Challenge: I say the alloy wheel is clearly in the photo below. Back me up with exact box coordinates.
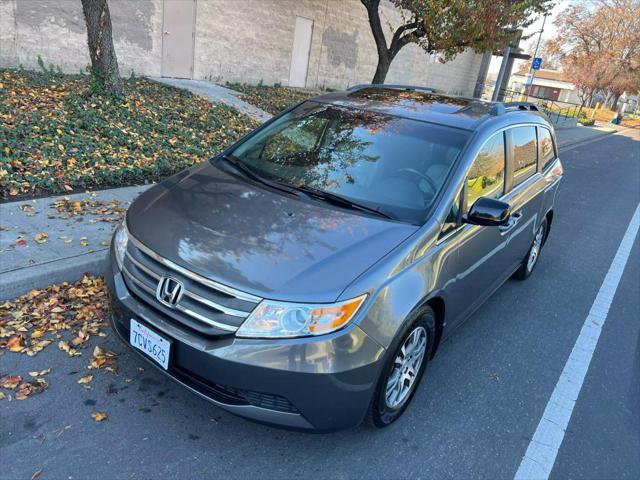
[527,224,545,272]
[385,326,428,409]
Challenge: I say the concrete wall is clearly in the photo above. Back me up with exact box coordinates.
[1,0,484,96]
[194,0,483,94]
[0,0,163,77]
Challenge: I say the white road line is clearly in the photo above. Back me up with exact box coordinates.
[514,203,640,480]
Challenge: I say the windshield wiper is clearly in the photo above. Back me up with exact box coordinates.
[219,156,393,220]
[218,155,301,197]
[291,184,394,220]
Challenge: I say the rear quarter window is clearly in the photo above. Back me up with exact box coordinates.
[538,127,556,171]
[510,126,538,187]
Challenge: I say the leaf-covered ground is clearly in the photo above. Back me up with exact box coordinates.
[0,69,259,200]
[226,83,322,115]
[0,275,113,402]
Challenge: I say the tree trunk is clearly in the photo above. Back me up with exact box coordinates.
[81,0,122,96]
[361,0,409,84]
[372,56,391,84]
[611,92,622,111]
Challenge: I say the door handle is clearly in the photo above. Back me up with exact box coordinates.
[499,211,522,233]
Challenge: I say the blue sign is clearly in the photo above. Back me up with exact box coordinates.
[532,57,543,70]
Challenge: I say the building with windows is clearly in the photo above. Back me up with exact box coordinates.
[509,68,581,104]
[0,0,486,95]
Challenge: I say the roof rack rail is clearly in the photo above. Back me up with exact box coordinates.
[490,102,540,115]
[347,83,440,94]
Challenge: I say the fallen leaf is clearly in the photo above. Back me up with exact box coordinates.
[0,375,22,389]
[55,425,71,437]
[58,340,81,357]
[7,335,23,352]
[31,329,45,339]
[34,233,49,244]
[31,468,43,480]
[91,411,108,422]
[77,374,93,384]
[15,378,48,400]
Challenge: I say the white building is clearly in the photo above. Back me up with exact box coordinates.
[0,0,485,95]
[509,69,582,104]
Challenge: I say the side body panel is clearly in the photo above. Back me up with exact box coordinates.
[348,114,560,351]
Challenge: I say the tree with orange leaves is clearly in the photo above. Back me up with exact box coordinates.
[546,0,640,108]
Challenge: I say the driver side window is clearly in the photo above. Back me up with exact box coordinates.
[466,132,505,211]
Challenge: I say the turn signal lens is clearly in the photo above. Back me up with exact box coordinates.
[236,294,367,338]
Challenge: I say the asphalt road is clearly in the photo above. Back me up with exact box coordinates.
[2,128,639,480]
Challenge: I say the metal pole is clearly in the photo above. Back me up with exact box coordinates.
[525,13,548,101]
[492,45,511,102]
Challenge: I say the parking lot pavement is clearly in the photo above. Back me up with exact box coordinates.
[1,128,638,479]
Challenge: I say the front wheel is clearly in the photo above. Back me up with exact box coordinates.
[367,307,435,428]
[514,219,547,280]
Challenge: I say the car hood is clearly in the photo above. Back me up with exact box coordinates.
[126,161,418,302]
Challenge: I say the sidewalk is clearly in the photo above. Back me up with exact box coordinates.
[555,122,620,148]
[149,77,273,123]
[0,114,626,300]
[0,185,148,299]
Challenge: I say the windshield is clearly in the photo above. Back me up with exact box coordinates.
[230,102,470,224]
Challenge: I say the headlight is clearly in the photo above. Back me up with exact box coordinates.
[236,294,367,338]
[113,220,129,269]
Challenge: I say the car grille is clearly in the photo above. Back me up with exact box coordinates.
[120,232,262,336]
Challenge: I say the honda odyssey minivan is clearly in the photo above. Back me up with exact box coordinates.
[106,86,563,431]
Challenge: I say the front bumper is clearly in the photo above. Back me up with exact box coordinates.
[105,250,386,431]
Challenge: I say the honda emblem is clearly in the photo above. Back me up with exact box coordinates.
[156,276,184,307]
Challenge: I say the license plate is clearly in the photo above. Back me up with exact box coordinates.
[130,319,170,370]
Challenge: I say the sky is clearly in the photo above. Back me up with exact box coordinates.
[487,0,574,75]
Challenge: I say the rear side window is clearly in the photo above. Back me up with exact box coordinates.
[538,127,556,171]
[466,132,505,210]
[510,127,538,187]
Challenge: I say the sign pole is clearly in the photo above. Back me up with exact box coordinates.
[525,12,548,102]
[492,45,512,102]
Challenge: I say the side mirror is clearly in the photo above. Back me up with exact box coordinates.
[465,197,511,226]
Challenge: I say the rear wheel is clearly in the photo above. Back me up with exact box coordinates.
[367,307,435,428]
[514,219,547,280]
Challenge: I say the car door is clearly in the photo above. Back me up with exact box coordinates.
[500,126,546,270]
[445,131,515,326]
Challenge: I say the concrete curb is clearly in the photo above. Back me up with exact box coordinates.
[0,250,107,300]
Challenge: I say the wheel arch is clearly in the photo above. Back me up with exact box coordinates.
[425,296,445,359]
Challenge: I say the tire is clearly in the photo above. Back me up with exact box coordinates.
[367,306,435,428]
[514,219,548,281]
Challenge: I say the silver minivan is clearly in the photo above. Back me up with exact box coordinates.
[106,86,563,431]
